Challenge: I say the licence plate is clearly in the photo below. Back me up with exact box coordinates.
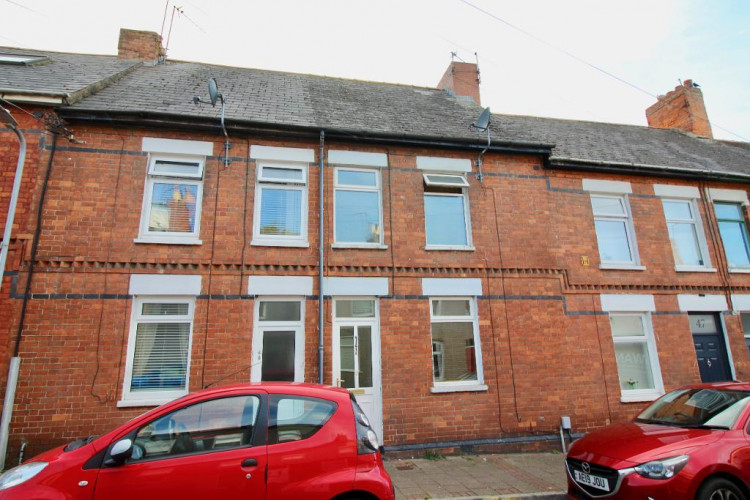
[574,470,609,492]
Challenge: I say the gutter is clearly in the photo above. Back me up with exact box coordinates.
[57,110,555,156]
[549,156,750,183]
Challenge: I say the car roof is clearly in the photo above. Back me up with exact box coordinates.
[192,382,352,400]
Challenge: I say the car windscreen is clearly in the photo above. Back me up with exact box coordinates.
[635,388,750,429]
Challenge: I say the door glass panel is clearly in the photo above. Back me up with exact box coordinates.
[339,326,355,388]
[358,326,373,388]
[336,300,375,318]
[262,331,295,381]
[258,302,301,322]
[689,314,717,334]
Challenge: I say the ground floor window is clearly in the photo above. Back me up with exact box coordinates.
[123,297,195,404]
[608,313,663,401]
[429,298,483,389]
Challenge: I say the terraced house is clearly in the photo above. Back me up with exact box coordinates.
[0,28,749,463]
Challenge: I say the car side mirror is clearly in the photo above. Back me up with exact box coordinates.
[104,438,134,467]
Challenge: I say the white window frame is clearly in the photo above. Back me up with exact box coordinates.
[608,312,664,403]
[423,174,473,251]
[432,341,445,381]
[120,296,195,407]
[428,297,485,392]
[715,201,750,272]
[251,298,305,383]
[333,167,384,247]
[659,196,713,272]
[136,153,205,245]
[590,193,642,269]
[252,161,309,247]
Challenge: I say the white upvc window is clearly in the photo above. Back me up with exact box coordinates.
[429,297,484,391]
[608,313,664,402]
[121,297,195,406]
[741,313,750,357]
[252,162,308,247]
[333,168,383,246]
[660,198,712,271]
[716,202,750,271]
[251,298,305,382]
[423,174,473,250]
[137,155,205,244]
[590,194,640,268]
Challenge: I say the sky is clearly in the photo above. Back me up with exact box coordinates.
[2,0,749,141]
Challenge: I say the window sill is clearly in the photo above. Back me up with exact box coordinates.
[599,264,646,271]
[117,396,183,408]
[729,268,750,274]
[430,384,488,394]
[424,245,476,252]
[251,239,309,248]
[332,243,388,250]
[619,392,662,403]
[675,266,717,273]
[134,237,202,245]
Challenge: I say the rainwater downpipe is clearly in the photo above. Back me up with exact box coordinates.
[318,130,325,384]
[0,113,28,471]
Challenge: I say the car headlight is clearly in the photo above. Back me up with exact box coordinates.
[634,455,689,480]
[0,462,48,490]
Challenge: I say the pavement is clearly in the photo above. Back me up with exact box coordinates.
[384,452,568,500]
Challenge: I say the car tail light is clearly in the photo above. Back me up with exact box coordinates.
[351,397,379,454]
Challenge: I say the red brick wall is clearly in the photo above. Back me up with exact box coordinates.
[1,121,749,461]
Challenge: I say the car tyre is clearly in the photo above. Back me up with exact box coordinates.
[696,477,746,500]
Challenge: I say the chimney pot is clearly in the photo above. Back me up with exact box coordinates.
[437,61,481,105]
[646,77,713,138]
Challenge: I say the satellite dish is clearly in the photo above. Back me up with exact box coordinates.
[472,107,491,131]
[208,77,222,107]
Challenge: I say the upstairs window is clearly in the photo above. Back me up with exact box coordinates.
[138,155,204,244]
[661,199,711,270]
[334,168,383,246]
[715,202,750,270]
[423,174,472,249]
[590,194,638,267]
[253,163,308,246]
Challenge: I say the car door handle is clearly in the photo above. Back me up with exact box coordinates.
[241,458,258,467]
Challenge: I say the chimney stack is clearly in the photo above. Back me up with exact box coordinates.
[437,61,481,105]
[646,79,713,138]
[117,29,165,62]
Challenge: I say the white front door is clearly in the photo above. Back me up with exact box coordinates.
[251,298,304,382]
[332,299,383,443]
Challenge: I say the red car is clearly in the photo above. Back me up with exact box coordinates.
[566,382,750,499]
[0,383,394,500]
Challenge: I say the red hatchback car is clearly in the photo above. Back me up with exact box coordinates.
[0,383,394,500]
[566,382,750,500]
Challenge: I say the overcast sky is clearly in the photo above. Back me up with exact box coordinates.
[3,0,748,141]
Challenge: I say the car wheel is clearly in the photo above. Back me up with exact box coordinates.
[696,477,747,500]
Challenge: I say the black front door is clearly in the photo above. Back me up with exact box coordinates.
[689,313,732,382]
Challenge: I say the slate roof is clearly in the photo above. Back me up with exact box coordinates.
[2,48,749,180]
[0,47,138,103]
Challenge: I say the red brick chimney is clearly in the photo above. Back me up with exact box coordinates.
[117,29,165,62]
[646,79,713,138]
[437,61,481,105]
